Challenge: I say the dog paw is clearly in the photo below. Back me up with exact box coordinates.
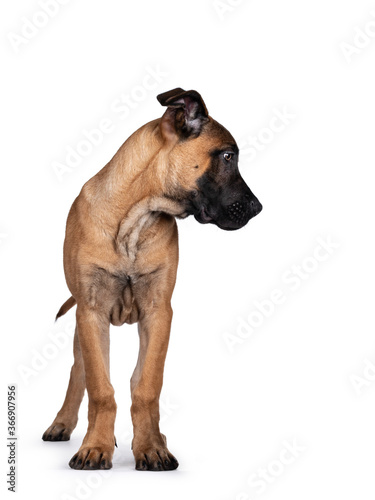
[69,446,113,470]
[42,423,72,441]
[134,445,179,471]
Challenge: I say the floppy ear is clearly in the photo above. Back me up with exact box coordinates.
[157,88,209,140]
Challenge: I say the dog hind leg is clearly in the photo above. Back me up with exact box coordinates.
[42,326,85,441]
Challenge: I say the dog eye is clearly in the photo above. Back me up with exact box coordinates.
[223,152,233,161]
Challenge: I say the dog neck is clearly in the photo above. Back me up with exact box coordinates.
[82,120,187,261]
[110,121,188,260]
[115,195,188,261]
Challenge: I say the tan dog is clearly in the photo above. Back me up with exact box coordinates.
[42,88,262,471]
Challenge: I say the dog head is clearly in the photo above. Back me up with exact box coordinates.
[157,88,262,231]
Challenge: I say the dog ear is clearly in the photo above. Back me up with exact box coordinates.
[157,88,209,140]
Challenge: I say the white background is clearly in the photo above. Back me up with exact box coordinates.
[2,0,375,498]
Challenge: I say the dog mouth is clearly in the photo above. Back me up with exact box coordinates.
[194,206,214,224]
[193,203,261,231]
[191,196,262,230]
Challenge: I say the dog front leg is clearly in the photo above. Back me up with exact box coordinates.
[69,306,116,470]
[130,302,179,471]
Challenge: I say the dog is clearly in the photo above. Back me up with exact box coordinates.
[42,88,262,471]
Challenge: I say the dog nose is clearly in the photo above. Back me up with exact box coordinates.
[226,201,249,225]
[250,199,262,216]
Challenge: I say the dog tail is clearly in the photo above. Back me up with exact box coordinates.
[55,296,76,321]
